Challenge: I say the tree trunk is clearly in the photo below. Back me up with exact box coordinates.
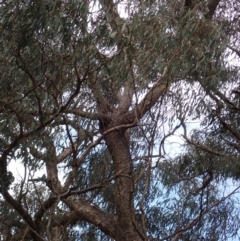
[104,130,144,241]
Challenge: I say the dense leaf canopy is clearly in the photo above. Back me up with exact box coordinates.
[0,0,240,240]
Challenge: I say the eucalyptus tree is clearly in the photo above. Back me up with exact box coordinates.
[0,0,239,240]
[157,80,240,240]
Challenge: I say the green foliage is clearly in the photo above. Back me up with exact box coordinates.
[0,0,240,240]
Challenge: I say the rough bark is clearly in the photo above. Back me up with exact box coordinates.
[104,130,144,241]
[63,197,118,239]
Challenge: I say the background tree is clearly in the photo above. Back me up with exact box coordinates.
[0,0,240,240]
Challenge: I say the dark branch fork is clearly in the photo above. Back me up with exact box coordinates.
[0,0,225,240]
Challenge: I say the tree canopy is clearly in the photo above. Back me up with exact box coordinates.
[0,0,240,240]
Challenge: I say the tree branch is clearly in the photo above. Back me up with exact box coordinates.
[228,45,240,58]
[63,197,117,239]
[63,122,136,189]
[2,191,44,241]
[122,67,169,125]
[205,0,221,19]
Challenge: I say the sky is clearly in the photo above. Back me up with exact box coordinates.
[4,1,240,240]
